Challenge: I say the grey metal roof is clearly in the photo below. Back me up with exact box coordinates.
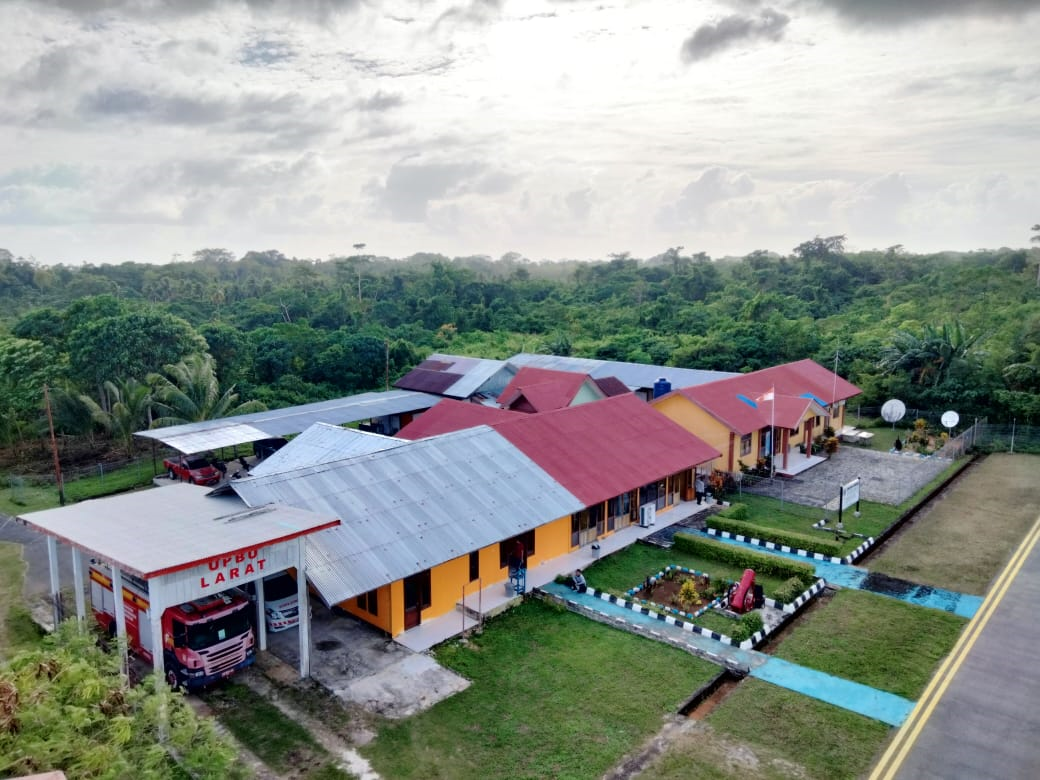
[249,423,406,478]
[507,353,738,391]
[135,390,441,453]
[438,356,509,398]
[19,484,339,579]
[229,425,584,606]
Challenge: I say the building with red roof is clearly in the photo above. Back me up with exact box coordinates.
[400,394,720,543]
[496,366,606,413]
[652,359,861,475]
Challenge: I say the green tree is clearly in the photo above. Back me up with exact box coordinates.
[0,621,248,779]
[0,336,66,445]
[150,353,266,426]
[68,310,207,405]
[877,321,982,388]
[79,378,154,457]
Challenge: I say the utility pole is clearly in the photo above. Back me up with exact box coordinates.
[44,385,65,506]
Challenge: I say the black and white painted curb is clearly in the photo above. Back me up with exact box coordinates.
[537,576,826,651]
[706,527,875,565]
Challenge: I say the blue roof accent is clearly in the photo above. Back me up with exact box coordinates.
[800,392,828,407]
[736,394,759,409]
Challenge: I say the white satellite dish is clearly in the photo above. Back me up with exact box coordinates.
[941,410,960,430]
[881,399,906,424]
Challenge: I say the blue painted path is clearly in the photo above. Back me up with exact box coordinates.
[697,531,983,618]
[540,581,766,671]
[751,657,915,727]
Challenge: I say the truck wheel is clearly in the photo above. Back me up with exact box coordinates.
[166,670,181,691]
[168,468,176,480]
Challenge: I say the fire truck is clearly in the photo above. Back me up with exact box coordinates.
[89,565,256,690]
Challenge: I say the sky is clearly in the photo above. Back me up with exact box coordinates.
[2,0,1039,266]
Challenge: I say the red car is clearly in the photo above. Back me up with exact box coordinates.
[163,454,222,486]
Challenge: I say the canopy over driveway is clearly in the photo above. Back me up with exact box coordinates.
[18,484,339,682]
[134,389,441,454]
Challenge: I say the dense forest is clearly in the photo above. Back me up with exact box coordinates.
[1,239,1039,455]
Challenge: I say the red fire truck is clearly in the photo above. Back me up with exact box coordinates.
[89,565,256,690]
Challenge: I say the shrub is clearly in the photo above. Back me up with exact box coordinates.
[771,576,809,604]
[672,532,816,587]
[707,517,844,558]
[730,611,764,643]
[677,579,700,611]
[718,502,749,520]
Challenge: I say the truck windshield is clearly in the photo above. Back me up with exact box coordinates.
[185,610,251,650]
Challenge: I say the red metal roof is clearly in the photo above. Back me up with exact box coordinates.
[497,366,593,412]
[491,394,721,506]
[397,394,720,506]
[593,376,632,397]
[396,399,520,439]
[663,359,859,435]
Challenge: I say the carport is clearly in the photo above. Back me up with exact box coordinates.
[18,483,339,682]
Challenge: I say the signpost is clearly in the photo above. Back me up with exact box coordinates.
[838,477,861,529]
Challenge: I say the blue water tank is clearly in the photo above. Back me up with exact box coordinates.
[653,377,672,399]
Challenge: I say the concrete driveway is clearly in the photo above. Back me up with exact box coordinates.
[740,447,953,508]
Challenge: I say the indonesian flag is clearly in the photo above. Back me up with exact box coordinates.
[759,387,775,402]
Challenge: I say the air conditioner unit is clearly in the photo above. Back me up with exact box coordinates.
[639,504,656,528]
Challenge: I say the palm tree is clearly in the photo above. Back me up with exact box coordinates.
[79,378,154,457]
[878,321,981,387]
[149,353,266,427]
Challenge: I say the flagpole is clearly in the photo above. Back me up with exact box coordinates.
[770,385,775,479]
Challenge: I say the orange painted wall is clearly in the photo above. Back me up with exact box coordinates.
[652,395,727,468]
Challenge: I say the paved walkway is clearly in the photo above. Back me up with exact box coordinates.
[394,497,719,652]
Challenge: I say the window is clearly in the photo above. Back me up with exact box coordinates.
[740,433,752,456]
[469,551,479,582]
[356,590,379,616]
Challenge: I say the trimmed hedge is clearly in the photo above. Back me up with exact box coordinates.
[673,532,816,587]
[772,576,809,605]
[717,502,749,520]
[708,516,844,558]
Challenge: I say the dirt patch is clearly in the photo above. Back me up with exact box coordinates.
[633,572,720,615]
[686,676,741,720]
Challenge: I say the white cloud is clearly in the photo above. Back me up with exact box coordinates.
[1,0,1038,264]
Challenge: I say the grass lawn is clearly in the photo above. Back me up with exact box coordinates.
[363,599,720,780]
[0,542,45,662]
[869,453,1040,595]
[203,682,352,779]
[724,494,896,551]
[771,589,966,699]
[585,542,791,597]
[700,679,890,780]
[0,460,157,515]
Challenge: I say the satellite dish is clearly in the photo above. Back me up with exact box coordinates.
[881,399,906,423]
[941,410,960,430]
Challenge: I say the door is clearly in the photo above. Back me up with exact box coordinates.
[403,570,431,630]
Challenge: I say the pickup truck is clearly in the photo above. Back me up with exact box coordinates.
[163,454,222,486]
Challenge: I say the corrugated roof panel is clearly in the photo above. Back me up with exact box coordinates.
[229,426,584,605]
[19,484,338,578]
[670,360,859,435]
[508,353,738,391]
[135,390,441,451]
[249,423,406,477]
[153,423,273,454]
[490,394,722,506]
